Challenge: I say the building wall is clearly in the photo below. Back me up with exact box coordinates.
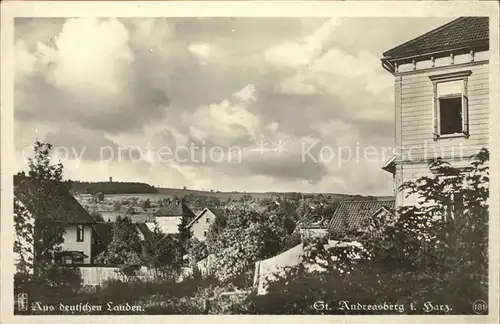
[156,216,181,234]
[100,211,122,222]
[394,50,489,206]
[190,209,216,241]
[62,225,93,264]
[13,200,94,267]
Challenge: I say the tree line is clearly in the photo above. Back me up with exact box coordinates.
[68,181,158,195]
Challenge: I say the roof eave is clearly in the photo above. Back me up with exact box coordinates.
[381,155,396,174]
[383,42,489,64]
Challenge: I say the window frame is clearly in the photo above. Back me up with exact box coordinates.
[429,70,472,141]
[76,224,85,242]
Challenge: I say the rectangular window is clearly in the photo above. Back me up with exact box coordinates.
[430,71,471,140]
[204,230,207,237]
[206,217,210,223]
[76,224,84,242]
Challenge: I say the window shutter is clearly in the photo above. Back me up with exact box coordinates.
[462,78,469,136]
[432,82,440,139]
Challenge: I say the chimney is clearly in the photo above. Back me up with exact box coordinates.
[109,177,113,183]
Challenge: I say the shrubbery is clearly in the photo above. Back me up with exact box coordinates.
[238,149,490,315]
[14,263,84,313]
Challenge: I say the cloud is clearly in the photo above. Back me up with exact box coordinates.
[47,18,132,94]
[308,48,393,97]
[14,40,37,82]
[264,18,343,70]
[233,84,257,102]
[275,74,317,95]
[15,18,171,133]
[187,42,219,64]
[15,17,445,195]
[184,84,265,147]
[264,18,393,112]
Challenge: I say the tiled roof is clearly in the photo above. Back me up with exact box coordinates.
[155,199,196,221]
[14,176,95,224]
[327,199,395,235]
[208,207,225,219]
[187,207,226,228]
[55,250,88,258]
[383,17,489,59]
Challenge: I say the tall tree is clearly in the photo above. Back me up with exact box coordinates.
[95,216,142,265]
[142,222,182,280]
[14,141,68,275]
[177,203,193,259]
[14,196,34,275]
[209,205,282,285]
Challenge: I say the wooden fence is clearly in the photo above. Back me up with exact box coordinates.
[78,266,193,286]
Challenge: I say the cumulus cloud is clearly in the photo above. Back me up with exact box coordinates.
[264,18,343,70]
[15,18,171,133]
[14,17,445,195]
[265,18,393,115]
[184,84,265,147]
[188,42,219,65]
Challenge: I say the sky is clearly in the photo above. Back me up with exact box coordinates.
[14,17,453,195]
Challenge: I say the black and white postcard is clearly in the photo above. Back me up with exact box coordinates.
[1,1,499,323]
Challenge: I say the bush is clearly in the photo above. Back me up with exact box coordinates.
[281,231,302,252]
[14,263,84,313]
[243,149,490,315]
[187,238,208,264]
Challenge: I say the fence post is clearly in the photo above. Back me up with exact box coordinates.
[203,298,210,314]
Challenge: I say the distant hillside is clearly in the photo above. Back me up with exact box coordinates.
[68,181,158,195]
[64,180,391,201]
[156,187,388,202]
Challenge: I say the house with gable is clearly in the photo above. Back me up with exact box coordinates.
[380,17,490,207]
[153,199,197,235]
[186,207,225,241]
[14,175,107,265]
[327,198,396,238]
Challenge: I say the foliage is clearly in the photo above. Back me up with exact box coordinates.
[113,200,122,211]
[94,192,105,203]
[90,210,104,221]
[141,224,183,279]
[29,142,67,267]
[280,231,302,252]
[183,193,221,209]
[35,263,83,293]
[126,206,138,215]
[14,141,69,276]
[177,204,193,259]
[239,194,253,203]
[249,149,489,314]
[15,263,83,302]
[205,211,228,254]
[141,198,151,209]
[187,238,209,265]
[95,216,142,266]
[14,196,34,275]
[209,205,283,285]
[68,180,158,194]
